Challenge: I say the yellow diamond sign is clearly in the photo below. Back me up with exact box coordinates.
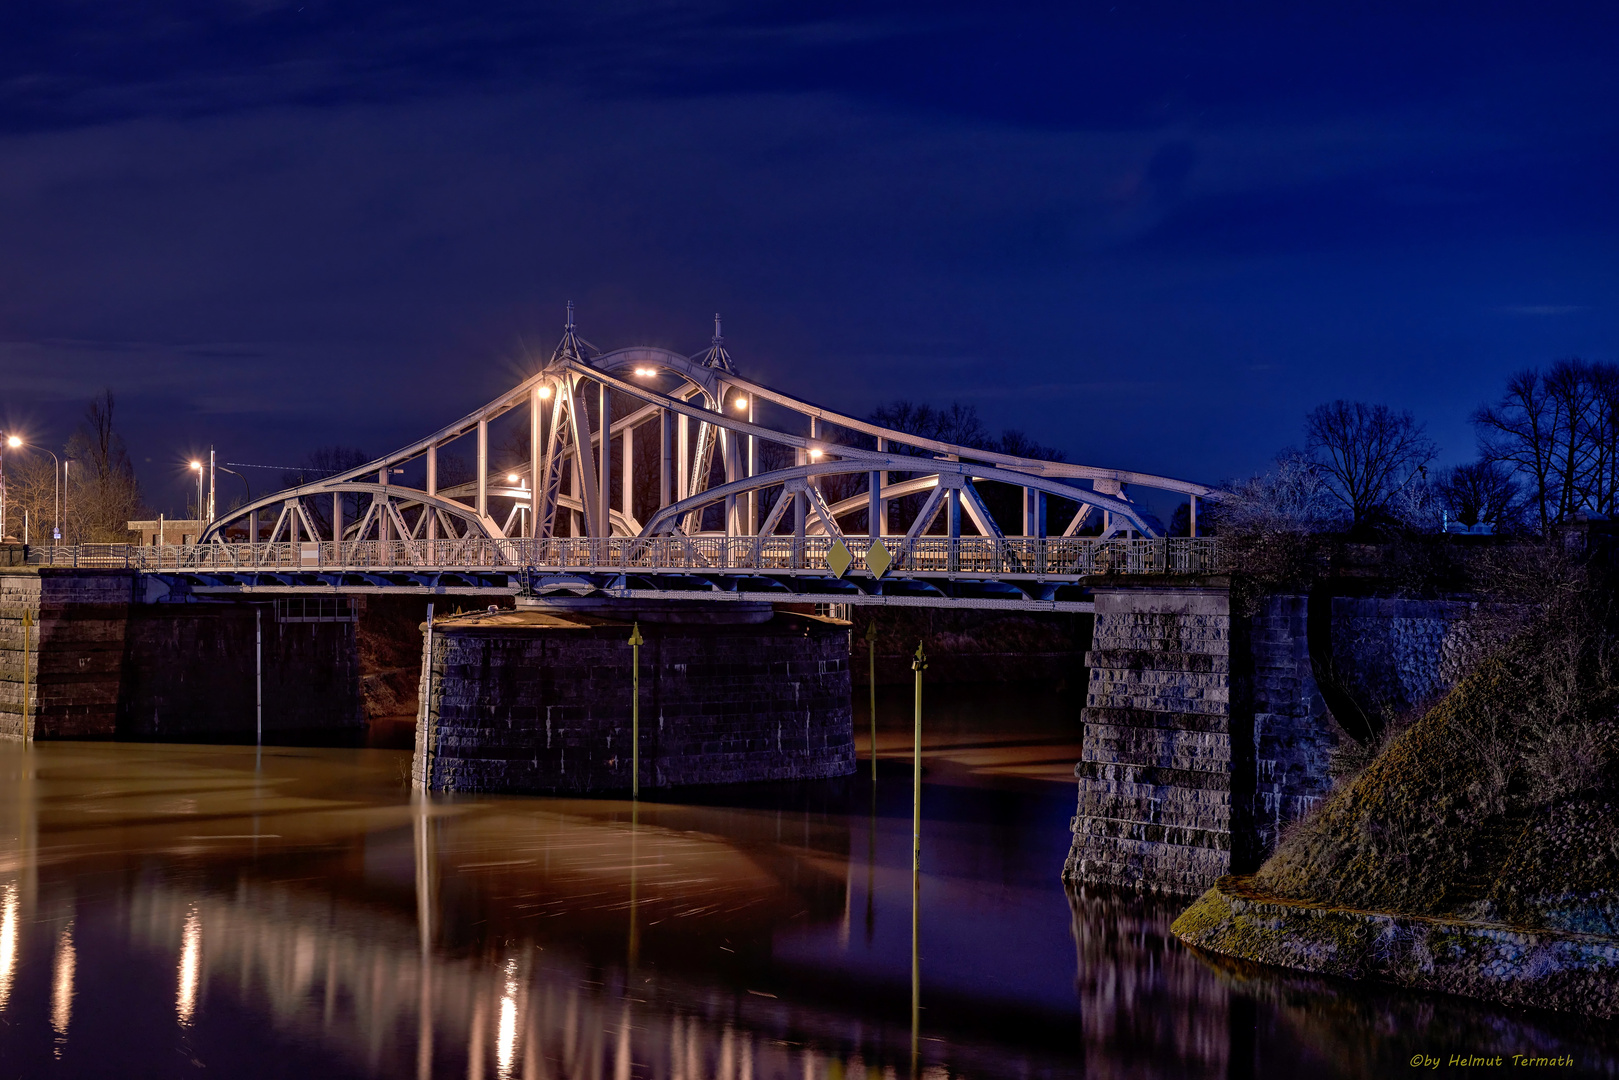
[866,538,892,579]
[827,539,853,579]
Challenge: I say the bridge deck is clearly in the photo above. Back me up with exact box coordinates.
[24,537,1222,612]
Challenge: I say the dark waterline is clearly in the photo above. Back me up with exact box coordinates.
[0,691,1615,1078]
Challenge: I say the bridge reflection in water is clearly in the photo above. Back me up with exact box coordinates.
[1,723,1617,1078]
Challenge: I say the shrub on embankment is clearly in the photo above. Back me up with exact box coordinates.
[1249,541,1619,934]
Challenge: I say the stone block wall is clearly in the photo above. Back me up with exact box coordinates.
[0,568,134,739]
[1328,597,1490,724]
[1066,587,1352,896]
[1065,585,1236,895]
[1250,594,1348,860]
[118,604,363,740]
[415,608,855,794]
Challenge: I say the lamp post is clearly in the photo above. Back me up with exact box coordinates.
[6,436,63,543]
[190,460,204,525]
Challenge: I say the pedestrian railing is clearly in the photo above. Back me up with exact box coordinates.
[24,536,1222,577]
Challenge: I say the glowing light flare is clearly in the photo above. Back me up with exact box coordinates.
[809,449,824,460]
[0,882,17,1012]
[537,386,553,400]
[177,906,201,1026]
[189,461,202,471]
[51,922,74,1053]
[733,397,748,411]
[496,959,519,1080]
[4,436,19,448]
[506,474,520,484]
[633,367,659,377]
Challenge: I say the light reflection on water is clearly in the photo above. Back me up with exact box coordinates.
[0,692,1613,1078]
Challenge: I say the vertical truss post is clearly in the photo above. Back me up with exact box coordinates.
[876,437,889,535]
[426,445,438,541]
[476,419,489,519]
[947,486,961,572]
[745,396,757,536]
[598,380,612,537]
[1190,494,1198,538]
[793,486,807,567]
[378,468,391,543]
[540,388,553,540]
[332,492,343,545]
[622,422,634,527]
[677,411,689,502]
[659,408,673,511]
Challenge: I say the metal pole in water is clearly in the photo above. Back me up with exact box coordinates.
[21,610,32,741]
[910,639,926,1078]
[866,619,879,779]
[628,622,643,799]
[255,606,263,749]
[911,640,926,866]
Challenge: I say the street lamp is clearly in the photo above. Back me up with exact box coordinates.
[3,435,62,544]
[189,461,204,524]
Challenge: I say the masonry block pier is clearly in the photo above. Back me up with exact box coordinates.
[1064,581,1350,895]
[412,600,856,794]
[1065,579,1495,896]
[1,566,363,742]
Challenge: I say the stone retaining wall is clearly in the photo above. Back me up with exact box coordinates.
[1173,876,1619,1018]
[0,568,134,739]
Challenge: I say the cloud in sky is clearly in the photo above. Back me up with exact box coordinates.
[2,2,1618,511]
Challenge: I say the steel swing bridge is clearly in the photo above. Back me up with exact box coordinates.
[34,309,1220,611]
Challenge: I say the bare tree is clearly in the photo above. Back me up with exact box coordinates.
[1212,449,1340,535]
[1304,400,1436,527]
[1437,461,1521,529]
[63,390,144,543]
[1474,359,1619,533]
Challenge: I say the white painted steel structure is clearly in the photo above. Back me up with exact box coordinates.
[194,309,1216,555]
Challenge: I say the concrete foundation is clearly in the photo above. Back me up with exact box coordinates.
[413,602,856,794]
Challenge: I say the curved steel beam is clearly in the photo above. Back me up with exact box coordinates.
[202,482,504,542]
[639,459,1152,537]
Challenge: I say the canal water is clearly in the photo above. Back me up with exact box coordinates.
[0,688,1615,1079]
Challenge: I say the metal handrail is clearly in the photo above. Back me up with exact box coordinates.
[23,537,1222,577]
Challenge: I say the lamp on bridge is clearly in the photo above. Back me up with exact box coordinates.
[733,396,748,411]
[633,367,659,377]
[537,385,552,400]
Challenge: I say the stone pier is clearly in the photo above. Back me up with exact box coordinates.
[1064,581,1349,896]
[413,600,856,794]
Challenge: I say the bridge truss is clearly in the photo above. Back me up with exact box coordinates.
[37,310,1222,610]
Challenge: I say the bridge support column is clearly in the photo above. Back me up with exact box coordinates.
[531,387,544,538]
[1064,581,1344,896]
[412,601,854,794]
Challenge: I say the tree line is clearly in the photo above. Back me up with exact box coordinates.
[1223,357,1619,538]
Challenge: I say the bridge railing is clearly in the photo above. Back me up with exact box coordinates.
[24,537,1223,576]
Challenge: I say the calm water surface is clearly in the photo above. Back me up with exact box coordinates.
[0,690,1615,1079]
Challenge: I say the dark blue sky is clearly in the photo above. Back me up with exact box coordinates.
[2,2,1616,514]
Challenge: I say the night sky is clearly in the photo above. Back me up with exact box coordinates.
[2,2,1616,515]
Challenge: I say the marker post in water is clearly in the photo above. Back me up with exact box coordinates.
[628,622,644,798]
[866,619,879,779]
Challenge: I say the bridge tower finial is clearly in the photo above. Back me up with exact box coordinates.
[566,300,575,332]
[697,311,734,372]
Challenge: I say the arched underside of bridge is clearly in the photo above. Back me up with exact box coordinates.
[201,314,1217,553]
